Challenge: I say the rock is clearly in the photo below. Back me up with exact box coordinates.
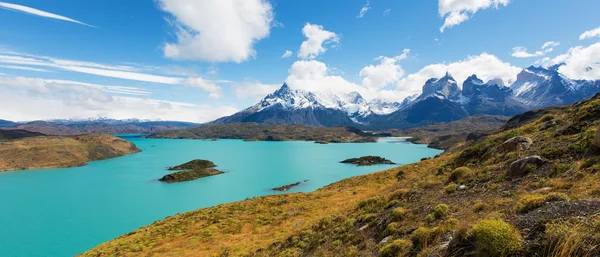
[272,181,303,191]
[507,156,546,177]
[457,185,468,191]
[539,120,557,131]
[594,125,600,148]
[340,156,396,166]
[500,136,533,153]
[379,236,392,244]
[514,200,600,230]
[357,224,369,232]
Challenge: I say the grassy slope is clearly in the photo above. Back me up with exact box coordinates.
[148,123,378,143]
[84,96,600,257]
[0,134,140,171]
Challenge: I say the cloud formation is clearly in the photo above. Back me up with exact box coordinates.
[357,1,371,18]
[537,42,600,81]
[298,23,340,59]
[580,26,600,40]
[158,0,274,63]
[360,49,410,90]
[511,41,559,58]
[438,0,510,32]
[281,50,293,59]
[0,76,236,122]
[232,81,281,100]
[0,1,95,27]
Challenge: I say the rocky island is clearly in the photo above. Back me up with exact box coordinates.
[159,159,224,183]
[341,156,396,166]
[272,180,309,191]
[0,133,140,171]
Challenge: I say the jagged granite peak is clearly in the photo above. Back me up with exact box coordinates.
[462,74,512,102]
[417,72,461,102]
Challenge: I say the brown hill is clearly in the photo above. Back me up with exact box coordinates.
[0,134,140,171]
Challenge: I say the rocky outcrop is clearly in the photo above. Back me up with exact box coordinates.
[272,180,308,192]
[500,136,533,153]
[341,156,396,166]
[507,156,546,177]
[160,159,224,183]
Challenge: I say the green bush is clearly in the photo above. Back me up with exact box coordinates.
[392,207,408,221]
[449,167,473,182]
[472,219,523,256]
[433,204,449,219]
[516,193,569,213]
[410,227,443,251]
[379,239,412,257]
[443,183,458,194]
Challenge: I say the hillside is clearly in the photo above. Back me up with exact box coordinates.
[148,123,383,143]
[0,129,45,140]
[0,134,141,171]
[83,94,600,257]
[393,115,511,150]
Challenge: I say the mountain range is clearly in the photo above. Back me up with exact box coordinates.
[214,65,600,129]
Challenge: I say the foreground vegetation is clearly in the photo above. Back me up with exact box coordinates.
[0,134,140,171]
[148,123,381,143]
[84,95,600,256]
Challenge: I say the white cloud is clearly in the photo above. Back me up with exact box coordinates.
[438,0,510,32]
[281,50,293,59]
[359,49,410,90]
[286,60,369,98]
[395,53,520,100]
[0,51,222,97]
[0,1,95,27]
[0,76,236,122]
[298,23,340,59]
[357,1,371,18]
[511,41,559,58]
[232,81,281,100]
[184,77,222,98]
[580,26,600,40]
[0,65,52,72]
[158,0,274,63]
[547,42,600,81]
[383,9,391,16]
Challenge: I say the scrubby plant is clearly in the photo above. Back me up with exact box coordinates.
[516,193,569,213]
[379,239,412,257]
[443,183,458,194]
[472,219,523,256]
[449,167,473,182]
[392,207,408,221]
[358,196,386,214]
[410,226,444,251]
[433,204,449,219]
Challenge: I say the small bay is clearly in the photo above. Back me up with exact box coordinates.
[0,136,441,257]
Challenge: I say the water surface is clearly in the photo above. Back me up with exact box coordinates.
[0,136,441,256]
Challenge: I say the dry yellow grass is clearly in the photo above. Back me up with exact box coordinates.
[0,134,140,171]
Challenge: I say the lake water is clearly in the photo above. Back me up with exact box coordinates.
[0,136,442,257]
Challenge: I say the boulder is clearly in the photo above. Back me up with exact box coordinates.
[539,120,557,131]
[507,156,546,177]
[500,136,533,153]
[594,125,600,148]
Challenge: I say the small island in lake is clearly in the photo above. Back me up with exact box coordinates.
[272,180,309,191]
[159,159,224,183]
[340,156,396,166]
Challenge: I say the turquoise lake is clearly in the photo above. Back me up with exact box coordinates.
[0,136,442,257]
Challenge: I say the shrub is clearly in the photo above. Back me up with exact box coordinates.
[379,239,412,257]
[433,204,449,219]
[410,227,443,251]
[444,183,458,194]
[516,193,569,213]
[392,207,408,221]
[472,219,523,256]
[449,167,473,182]
[358,196,386,214]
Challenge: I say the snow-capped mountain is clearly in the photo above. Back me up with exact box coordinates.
[213,66,600,129]
[511,66,600,109]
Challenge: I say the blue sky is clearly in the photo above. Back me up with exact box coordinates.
[0,0,599,122]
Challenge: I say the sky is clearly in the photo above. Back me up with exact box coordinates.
[0,0,599,122]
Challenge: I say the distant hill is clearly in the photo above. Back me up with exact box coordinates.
[0,119,18,128]
[0,129,45,140]
[0,134,140,171]
[0,119,198,135]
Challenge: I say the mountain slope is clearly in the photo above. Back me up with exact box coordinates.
[10,120,198,136]
[83,93,600,257]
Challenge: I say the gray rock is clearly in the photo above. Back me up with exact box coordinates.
[501,136,533,153]
[594,125,600,148]
[457,185,468,191]
[380,236,392,244]
[508,156,546,177]
[539,120,557,131]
